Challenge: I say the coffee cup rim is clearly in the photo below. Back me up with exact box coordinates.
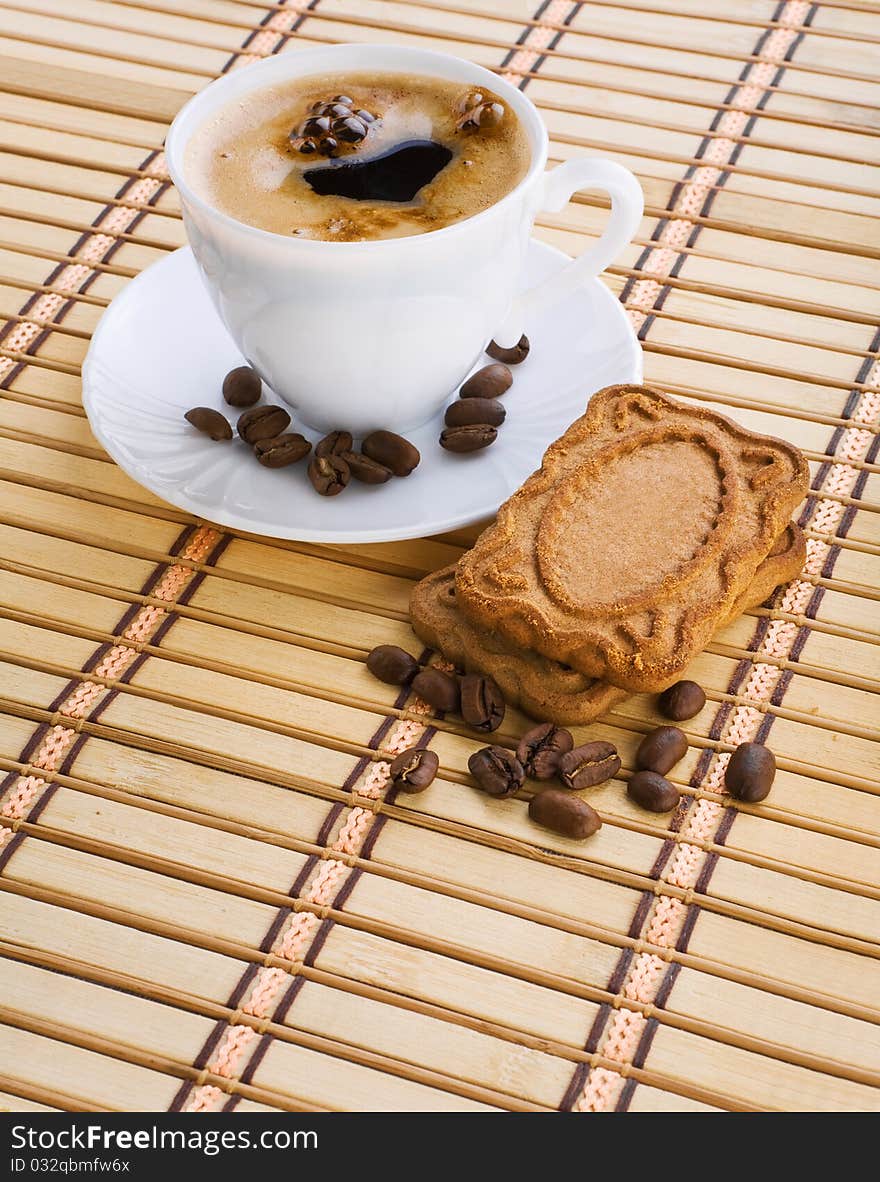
[166,42,550,250]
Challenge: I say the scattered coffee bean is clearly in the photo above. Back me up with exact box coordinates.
[725,742,776,802]
[468,746,524,797]
[290,136,318,155]
[636,726,688,776]
[411,666,460,713]
[459,363,512,399]
[487,335,530,365]
[516,723,574,781]
[332,94,354,107]
[318,137,338,156]
[334,115,368,143]
[476,102,504,128]
[658,679,706,721]
[222,366,261,408]
[237,404,291,444]
[529,789,601,839]
[457,99,505,133]
[627,770,679,813]
[457,91,484,113]
[440,424,497,453]
[366,645,419,686]
[315,430,353,458]
[362,430,420,477]
[389,746,439,794]
[308,454,350,496]
[341,450,392,484]
[184,407,232,441]
[444,398,506,428]
[303,115,332,136]
[460,674,505,732]
[558,741,621,791]
[253,433,311,468]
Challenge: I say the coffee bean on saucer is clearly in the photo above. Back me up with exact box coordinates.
[315,430,353,458]
[341,450,392,484]
[253,433,311,468]
[222,366,261,408]
[366,645,419,686]
[517,723,574,780]
[411,666,460,713]
[460,673,505,732]
[444,398,506,428]
[362,431,420,477]
[389,746,439,794]
[440,424,497,453]
[658,680,706,721]
[636,726,688,776]
[627,770,679,813]
[237,404,291,444]
[487,335,530,365]
[468,746,524,797]
[725,742,775,803]
[308,454,350,496]
[529,789,601,839]
[185,407,232,441]
[459,363,512,399]
[558,741,621,791]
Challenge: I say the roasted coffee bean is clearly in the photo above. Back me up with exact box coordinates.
[529,789,602,839]
[725,742,776,803]
[290,135,318,155]
[341,450,392,484]
[459,363,512,399]
[303,115,331,136]
[332,95,354,107]
[460,674,505,733]
[411,666,460,713]
[315,430,353,458]
[222,365,261,408]
[658,679,706,721]
[440,424,497,453]
[362,430,420,477]
[318,137,338,156]
[356,109,375,123]
[333,116,367,142]
[458,91,484,113]
[366,645,419,686]
[627,770,679,813]
[444,398,506,428]
[476,102,504,128]
[237,404,291,444]
[185,407,232,441]
[308,454,350,496]
[254,433,311,468]
[636,726,688,775]
[389,746,439,794]
[487,335,530,365]
[468,746,524,798]
[517,723,574,781]
[558,741,621,790]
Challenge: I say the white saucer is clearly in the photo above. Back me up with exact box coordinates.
[83,242,641,544]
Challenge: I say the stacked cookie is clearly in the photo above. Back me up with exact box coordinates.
[411,384,809,723]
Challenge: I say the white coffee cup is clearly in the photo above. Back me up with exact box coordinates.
[167,43,643,436]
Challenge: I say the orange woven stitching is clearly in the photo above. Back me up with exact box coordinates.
[210,1024,260,1078]
[502,0,579,81]
[573,1065,626,1112]
[183,1085,225,1113]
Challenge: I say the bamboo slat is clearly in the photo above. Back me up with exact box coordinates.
[0,0,877,1114]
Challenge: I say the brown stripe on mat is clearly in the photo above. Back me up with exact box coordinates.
[559,0,842,1114]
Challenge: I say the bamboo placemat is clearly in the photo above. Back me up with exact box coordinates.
[0,0,878,1114]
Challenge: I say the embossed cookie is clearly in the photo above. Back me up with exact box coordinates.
[412,524,804,724]
[455,385,810,693]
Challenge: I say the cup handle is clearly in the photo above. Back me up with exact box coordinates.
[493,158,644,348]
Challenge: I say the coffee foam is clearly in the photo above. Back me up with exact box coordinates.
[185,71,531,241]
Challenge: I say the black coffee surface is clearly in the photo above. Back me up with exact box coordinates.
[304,140,453,203]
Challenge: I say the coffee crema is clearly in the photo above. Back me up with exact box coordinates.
[185,71,532,241]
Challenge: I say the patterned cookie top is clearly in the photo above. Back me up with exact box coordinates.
[455,385,809,693]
